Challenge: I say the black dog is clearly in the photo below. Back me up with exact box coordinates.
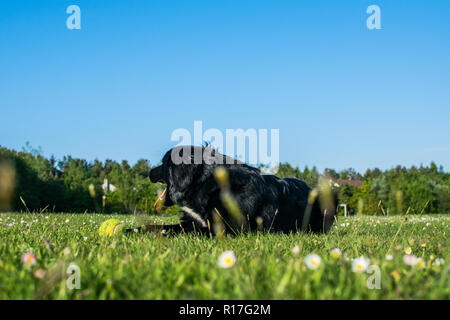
[139,145,336,235]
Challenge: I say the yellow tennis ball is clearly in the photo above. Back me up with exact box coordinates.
[99,219,124,237]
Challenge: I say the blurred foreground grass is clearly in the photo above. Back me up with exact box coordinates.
[0,213,448,299]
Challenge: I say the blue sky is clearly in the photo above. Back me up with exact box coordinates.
[1,0,449,172]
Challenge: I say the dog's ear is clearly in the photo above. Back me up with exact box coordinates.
[166,145,206,192]
[169,145,195,165]
[203,146,224,165]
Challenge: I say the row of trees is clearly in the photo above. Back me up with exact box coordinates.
[0,145,449,215]
[0,145,161,214]
[277,163,450,215]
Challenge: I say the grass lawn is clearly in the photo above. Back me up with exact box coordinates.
[0,212,448,299]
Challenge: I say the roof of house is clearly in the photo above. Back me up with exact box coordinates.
[332,178,363,187]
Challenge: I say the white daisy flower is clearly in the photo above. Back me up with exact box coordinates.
[433,258,444,266]
[218,250,236,269]
[304,253,321,270]
[352,257,370,272]
[21,252,36,266]
[291,245,300,254]
[403,254,418,266]
[416,258,425,268]
[385,254,393,261]
[331,248,341,259]
[405,247,412,255]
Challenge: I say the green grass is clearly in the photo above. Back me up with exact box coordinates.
[0,212,448,299]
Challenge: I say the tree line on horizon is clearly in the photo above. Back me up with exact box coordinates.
[0,145,449,215]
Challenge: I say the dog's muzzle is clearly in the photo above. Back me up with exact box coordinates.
[149,166,165,183]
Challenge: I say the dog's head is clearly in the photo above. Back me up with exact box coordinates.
[149,145,205,181]
[149,145,218,206]
[149,145,250,207]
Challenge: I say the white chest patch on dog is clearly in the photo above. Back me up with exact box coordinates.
[181,206,207,228]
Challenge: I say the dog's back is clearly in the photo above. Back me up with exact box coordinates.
[262,175,336,233]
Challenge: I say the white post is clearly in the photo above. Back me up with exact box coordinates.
[339,204,348,217]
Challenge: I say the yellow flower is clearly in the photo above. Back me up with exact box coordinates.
[390,270,401,281]
[405,247,412,255]
[218,250,236,269]
[331,248,341,259]
[421,243,427,248]
[304,254,321,270]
